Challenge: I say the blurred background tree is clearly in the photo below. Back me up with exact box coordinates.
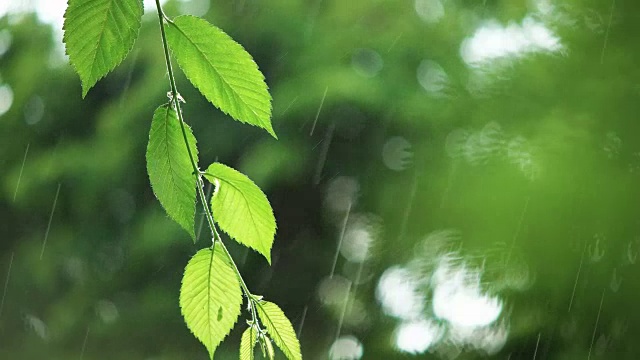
[1,0,639,358]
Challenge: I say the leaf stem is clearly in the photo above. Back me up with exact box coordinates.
[154,0,260,315]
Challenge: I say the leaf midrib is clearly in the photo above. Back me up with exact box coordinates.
[206,247,215,358]
[88,0,116,83]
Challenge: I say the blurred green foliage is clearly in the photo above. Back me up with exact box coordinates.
[1,0,640,358]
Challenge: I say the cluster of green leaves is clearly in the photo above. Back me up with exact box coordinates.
[62,0,301,358]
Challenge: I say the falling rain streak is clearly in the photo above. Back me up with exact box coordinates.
[348,260,366,309]
[282,96,299,118]
[0,252,14,322]
[12,143,29,201]
[335,280,353,342]
[313,122,335,185]
[80,326,90,359]
[568,241,587,312]
[310,86,328,136]
[40,183,61,260]
[532,332,541,360]
[506,196,530,263]
[330,202,352,278]
[587,288,606,360]
[296,305,309,339]
[600,0,615,64]
[387,33,403,53]
[397,172,418,242]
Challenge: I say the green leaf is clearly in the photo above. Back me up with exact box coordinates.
[203,163,276,263]
[265,336,275,360]
[256,301,302,360]
[240,326,258,360]
[146,104,198,239]
[165,16,276,138]
[181,247,243,359]
[63,0,143,97]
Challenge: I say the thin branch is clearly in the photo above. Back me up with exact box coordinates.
[154,0,257,309]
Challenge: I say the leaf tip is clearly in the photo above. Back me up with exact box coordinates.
[81,83,90,98]
[263,121,277,139]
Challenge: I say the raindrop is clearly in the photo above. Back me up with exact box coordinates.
[95,300,119,324]
[583,8,605,33]
[63,257,86,284]
[178,0,210,16]
[318,275,351,306]
[343,297,368,328]
[459,17,563,65]
[329,335,363,360]
[96,243,125,278]
[376,266,424,320]
[499,260,532,291]
[480,122,505,150]
[342,261,373,285]
[464,123,504,166]
[461,324,509,355]
[340,219,374,263]
[560,317,578,339]
[595,333,608,356]
[628,152,640,173]
[414,0,444,24]
[108,189,136,223]
[394,319,442,354]
[351,48,383,78]
[507,136,540,180]
[417,60,449,96]
[24,95,45,125]
[431,259,503,328]
[588,233,606,263]
[24,314,48,340]
[144,0,168,12]
[381,136,413,171]
[0,29,11,57]
[325,177,359,213]
[627,238,638,264]
[418,229,462,257]
[445,129,470,159]
[611,318,629,339]
[609,268,622,293]
[603,131,622,159]
[0,84,14,117]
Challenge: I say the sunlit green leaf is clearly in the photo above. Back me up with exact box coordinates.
[256,301,302,360]
[146,104,198,239]
[240,326,258,360]
[180,246,243,359]
[265,336,275,360]
[165,15,275,138]
[63,0,143,97]
[203,163,276,263]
